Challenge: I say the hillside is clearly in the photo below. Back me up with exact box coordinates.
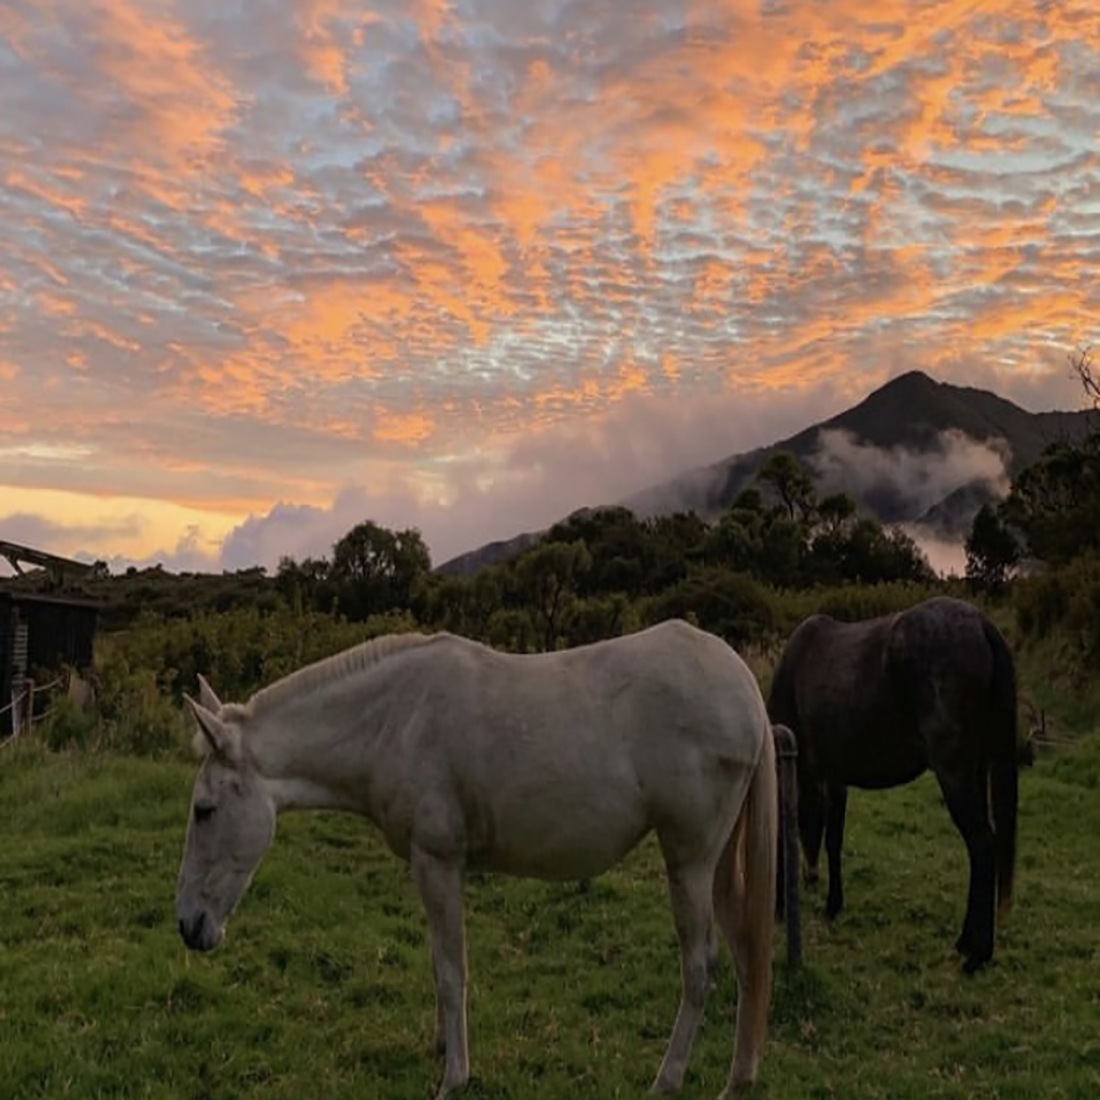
[438,371,1091,576]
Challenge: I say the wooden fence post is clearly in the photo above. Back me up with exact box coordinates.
[13,678,34,740]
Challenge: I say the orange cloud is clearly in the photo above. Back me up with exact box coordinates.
[87,0,237,165]
[373,409,436,446]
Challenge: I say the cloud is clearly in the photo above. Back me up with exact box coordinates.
[218,375,853,571]
[88,527,224,577]
[0,511,140,554]
[1,1,1098,570]
[0,511,139,576]
[901,526,968,580]
[809,427,1012,519]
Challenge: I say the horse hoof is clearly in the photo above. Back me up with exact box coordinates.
[649,1078,680,1095]
[434,1073,470,1099]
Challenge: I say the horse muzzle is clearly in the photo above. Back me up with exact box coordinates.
[178,910,223,952]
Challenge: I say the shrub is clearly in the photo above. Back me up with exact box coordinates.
[38,696,99,752]
[1015,571,1068,639]
[812,581,940,623]
[644,567,777,649]
[1014,553,1100,671]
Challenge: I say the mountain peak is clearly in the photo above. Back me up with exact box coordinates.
[880,369,938,392]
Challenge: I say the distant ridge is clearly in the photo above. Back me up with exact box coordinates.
[625,371,1088,520]
[437,372,1090,576]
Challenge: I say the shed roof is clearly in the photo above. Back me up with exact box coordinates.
[0,590,102,611]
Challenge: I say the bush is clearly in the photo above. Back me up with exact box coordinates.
[1013,553,1100,675]
[46,606,424,758]
[1015,570,1069,639]
[91,656,191,756]
[38,696,99,752]
[644,567,777,649]
[98,606,420,706]
[812,581,941,623]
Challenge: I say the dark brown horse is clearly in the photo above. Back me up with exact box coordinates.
[768,596,1019,972]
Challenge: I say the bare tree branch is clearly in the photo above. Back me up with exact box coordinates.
[1069,345,1099,411]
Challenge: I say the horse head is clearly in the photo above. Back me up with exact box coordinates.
[176,688,276,952]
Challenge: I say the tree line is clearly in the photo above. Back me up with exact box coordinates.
[270,448,937,656]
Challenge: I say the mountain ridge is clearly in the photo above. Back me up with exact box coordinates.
[437,371,1091,576]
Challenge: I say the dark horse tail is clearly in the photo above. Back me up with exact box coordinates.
[984,618,1019,917]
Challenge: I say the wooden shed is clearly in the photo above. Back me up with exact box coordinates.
[1,578,100,738]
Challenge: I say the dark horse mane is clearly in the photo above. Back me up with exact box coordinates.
[768,595,1019,972]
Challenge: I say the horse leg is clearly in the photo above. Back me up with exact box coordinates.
[936,769,996,971]
[651,860,715,1094]
[775,791,787,920]
[430,943,446,1056]
[824,783,848,920]
[798,779,825,889]
[411,845,469,1099]
[706,918,720,991]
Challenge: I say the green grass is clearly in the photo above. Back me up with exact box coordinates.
[1,736,1098,1100]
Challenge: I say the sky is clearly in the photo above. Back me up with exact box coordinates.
[1,0,1098,574]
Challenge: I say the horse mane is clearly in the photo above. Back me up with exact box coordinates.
[233,631,437,722]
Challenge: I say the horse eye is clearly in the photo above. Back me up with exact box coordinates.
[194,804,215,824]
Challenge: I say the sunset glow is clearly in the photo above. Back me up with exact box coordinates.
[1,0,1097,570]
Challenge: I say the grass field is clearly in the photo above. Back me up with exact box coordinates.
[1,729,1098,1100]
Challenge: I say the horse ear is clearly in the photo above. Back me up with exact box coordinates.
[196,673,222,713]
[184,695,241,764]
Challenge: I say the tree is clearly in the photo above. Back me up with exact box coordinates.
[965,504,1020,593]
[806,492,860,584]
[647,566,776,649]
[998,346,1100,567]
[564,593,634,647]
[758,514,806,587]
[826,518,934,584]
[1000,439,1100,566]
[514,540,592,651]
[756,451,816,522]
[705,489,766,571]
[816,492,857,536]
[547,507,650,596]
[421,567,504,640]
[391,527,433,596]
[1068,345,1099,415]
[705,508,765,574]
[275,555,333,612]
[330,521,432,618]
